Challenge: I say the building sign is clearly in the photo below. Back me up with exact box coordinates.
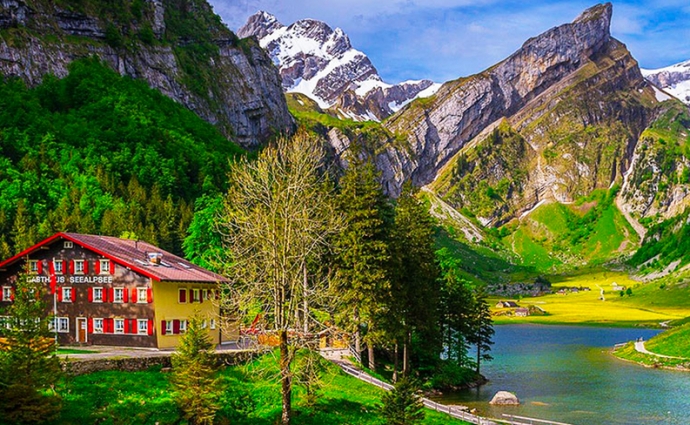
[28,275,113,284]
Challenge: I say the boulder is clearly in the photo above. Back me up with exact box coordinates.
[489,391,520,405]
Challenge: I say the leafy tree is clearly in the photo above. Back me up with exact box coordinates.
[218,131,339,425]
[0,270,62,424]
[380,377,425,425]
[293,350,327,408]
[170,314,221,425]
[333,153,392,369]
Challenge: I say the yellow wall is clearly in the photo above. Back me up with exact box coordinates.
[152,281,221,349]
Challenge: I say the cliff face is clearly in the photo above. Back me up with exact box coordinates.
[0,0,294,147]
[238,11,439,121]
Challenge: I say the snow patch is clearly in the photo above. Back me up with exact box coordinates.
[417,83,442,98]
[652,85,672,102]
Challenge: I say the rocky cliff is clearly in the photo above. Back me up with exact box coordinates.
[238,11,439,121]
[0,0,293,147]
[332,3,684,227]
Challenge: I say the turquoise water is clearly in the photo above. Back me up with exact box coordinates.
[437,325,689,425]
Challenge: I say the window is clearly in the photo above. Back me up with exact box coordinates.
[165,320,173,335]
[113,288,124,303]
[203,289,209,301]
[192,289,200,303]
[0,316,10,329]
[137,288,147,303]
[28,260,38,274]
[93,318,104,333]
[180,320,187,334]
[93,287,103,302]
[99,259,110,274]
[178,288,187,303]
[53,259,63,274]
[74,260,84,274]
[137,319,148,335]
[57,317,69,333]
[210,319,216,330]
[201,320,208,329]
[64,241,73,249]
[114,319,124,334]
[62,287,72,303]
[2,286,12,302]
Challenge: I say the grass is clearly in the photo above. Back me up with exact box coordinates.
[492,269,690,327]
[51,352,470,425]
[645,322,690,358]
[613,342,690,369]
[56,348,99,355]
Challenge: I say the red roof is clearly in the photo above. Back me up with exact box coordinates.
[0,232,228,283]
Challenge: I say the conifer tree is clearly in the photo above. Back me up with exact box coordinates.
[0,270,62,424]
[380,377,425,425]
[467,292,494,375]
[333,154,392,369]
[170,314,221,425]
[388,183,440,375]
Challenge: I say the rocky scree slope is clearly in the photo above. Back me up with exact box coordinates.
[238,11,439,122]
[643,60,690,105]
[0,0,293,147]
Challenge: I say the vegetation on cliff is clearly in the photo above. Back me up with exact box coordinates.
[0,58,242,258]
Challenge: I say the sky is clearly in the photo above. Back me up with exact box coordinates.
[208,0,690,84]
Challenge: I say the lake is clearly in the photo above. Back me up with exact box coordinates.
[437,325,690,425]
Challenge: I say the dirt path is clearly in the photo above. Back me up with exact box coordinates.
[634,340,688,360]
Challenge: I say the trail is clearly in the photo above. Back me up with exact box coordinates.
[634,340,689,360]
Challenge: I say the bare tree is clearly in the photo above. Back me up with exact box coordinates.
[218,131,339,425]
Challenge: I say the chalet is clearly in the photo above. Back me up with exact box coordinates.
[496,301,519,308]
[514,308,530,317]
[0,232,229,349]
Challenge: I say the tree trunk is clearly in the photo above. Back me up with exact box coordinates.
[368,343,375,370]
[393,343,399,383]
[403,330,411,376]
[280,329,291,425]
[476,343,481,375]
[303,264,309,334]
[354,308,361,361]
[403,342,408,377]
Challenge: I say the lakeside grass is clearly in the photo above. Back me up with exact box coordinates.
[492,269,690,327]
[613,342,690,369]
[52,352,470,425]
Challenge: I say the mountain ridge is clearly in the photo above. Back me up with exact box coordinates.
[238,10,440,121]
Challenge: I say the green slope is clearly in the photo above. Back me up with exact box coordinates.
[0,58,243,257]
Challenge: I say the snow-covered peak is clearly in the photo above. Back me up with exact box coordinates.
[238,11,438,121]
[642,59,690,105]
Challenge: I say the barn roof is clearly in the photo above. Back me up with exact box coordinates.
[0,232,228,283]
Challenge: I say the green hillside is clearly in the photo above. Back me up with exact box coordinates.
[0,58,243,258]
[501,188,639,273]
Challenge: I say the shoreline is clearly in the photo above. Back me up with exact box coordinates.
[610,342,690,372]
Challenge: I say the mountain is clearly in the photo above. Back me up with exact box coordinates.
[238,11,440,121]
[642,60,690,105]
[0,0,293,147]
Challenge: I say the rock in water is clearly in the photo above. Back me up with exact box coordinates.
[490,391,520,405]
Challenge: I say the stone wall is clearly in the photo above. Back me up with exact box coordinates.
[63,350,261,376]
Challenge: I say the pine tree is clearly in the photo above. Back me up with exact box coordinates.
[380,377,425,425]
[388,183,440,375]
[170,314,221,425]
[467,291,494,375]
[333,154,392,369]
[0,270,62,424]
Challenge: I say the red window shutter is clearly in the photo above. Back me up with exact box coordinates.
[68,260,74,274]
[103,288,108,303]
[109,260,115,275]
[132,319,138,334]
[110,288,115,303]
[95,260,100,275]
[57,288,63,302]
[48,260,54,274]
[87,318,93,334]
[84,261,89,274]
[147,319,153,336]
[161,320,167,335]
[37,261,43,274]
[88,287,93,302]
[71,287,76,302]
[179,289,186,303]
[189,289,194,303]
[10,288,15,302]
[124,319,130,334]
[173,320,180,334]
[147,288,152,303]
[108,318,114,333]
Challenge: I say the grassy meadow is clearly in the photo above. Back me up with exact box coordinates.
[52,352,470,425]
[492,269,690,326]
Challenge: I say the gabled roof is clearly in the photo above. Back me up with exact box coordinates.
[0,232,228,283]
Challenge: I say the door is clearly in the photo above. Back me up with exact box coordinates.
[77,318,87,343]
